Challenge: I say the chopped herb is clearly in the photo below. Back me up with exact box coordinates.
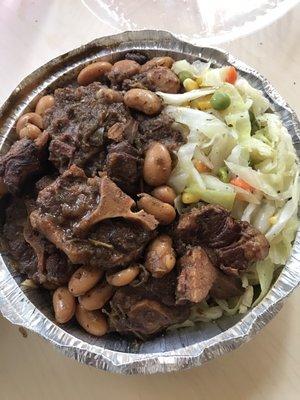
[249,110,260,135]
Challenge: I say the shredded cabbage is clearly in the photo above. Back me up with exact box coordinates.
[269,217,298,264]
[252,200,276,234]
[201,67,232,86]
[156,88,215,106]
[252,259,275,306]
[171,59,200,76]
[190,304,223,322]
[201,174,234,192]
[193,147,214,169]
[207,132,236,172]
[215,298,241,316]
[242,203,259,223]
[226,145,249,166]
[235,78,270,116]
[184,184,236,210]
[239,286,254,314]
[232,184,262,204]
[225,111,251,143]
[169,142,206,193]
[192,60,211,75]
[266,170,299,240]
[165,106,231,141]
[225,161,279,198]
[167,58,299,322]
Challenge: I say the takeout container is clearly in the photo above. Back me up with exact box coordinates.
[0,30,299,375]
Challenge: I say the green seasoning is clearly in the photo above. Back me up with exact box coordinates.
[217,166,230,183]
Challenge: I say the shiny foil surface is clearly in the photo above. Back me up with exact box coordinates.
[0,31,299,374]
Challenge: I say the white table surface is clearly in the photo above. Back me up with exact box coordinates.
[0,2,300,399]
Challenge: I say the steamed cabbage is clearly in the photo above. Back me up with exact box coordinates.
[162,59,299,319]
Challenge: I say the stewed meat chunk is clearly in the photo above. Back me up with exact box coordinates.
[0,134,48,194]
[44,82,133,175]
[135,112,186,152]
[177,247,218,304]
[2,198,75,287]
[210,271,244,300]
[105,141,141,194]
[30,165,156,269]
[122,66,180,93]
[3,199,37,278]
[173,205,269,275]
[174,205,241,249]
[109,273,190,337]
[215,221,270,274]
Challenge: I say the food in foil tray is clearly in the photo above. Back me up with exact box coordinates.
[0,53,298,340]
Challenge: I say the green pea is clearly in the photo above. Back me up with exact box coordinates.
[217,167,229,183]
[178,70,193,83]
[211,92,231,110]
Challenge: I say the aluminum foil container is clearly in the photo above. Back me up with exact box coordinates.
[0,30,299,375]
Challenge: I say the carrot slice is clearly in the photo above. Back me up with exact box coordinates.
[193,160,211,173]
[230,177,253,192]
[225,66,238,84]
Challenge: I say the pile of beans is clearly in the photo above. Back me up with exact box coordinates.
[15,95,54,140]
[53,265,141,336]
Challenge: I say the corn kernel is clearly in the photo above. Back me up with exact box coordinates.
[195,76,203,86]
[181,101,190,107]
[190,98,211,110]
[182,192,200,204]
[183,78,198,91]
[269,216,277,225]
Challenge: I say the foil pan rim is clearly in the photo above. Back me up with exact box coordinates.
[0,30,299,374]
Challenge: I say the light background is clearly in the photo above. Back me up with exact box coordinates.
[0,1,299,399]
